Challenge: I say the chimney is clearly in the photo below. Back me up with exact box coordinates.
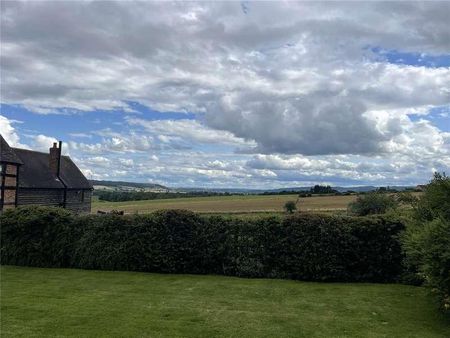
[49,141,62,176]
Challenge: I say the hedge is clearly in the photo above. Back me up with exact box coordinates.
[1,206,405,283]
[0,207,76,268]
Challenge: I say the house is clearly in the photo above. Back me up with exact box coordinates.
[0,134,92,213]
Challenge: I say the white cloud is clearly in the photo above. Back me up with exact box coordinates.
[69,132,92,139]
[32,134,58,153]
[68,133,156,154]
[85,156,111,167]
[2,2,449,157]
[0,115,25,147]
[1,2,449,187]
[127,117,255,148]
[118,158,134,167]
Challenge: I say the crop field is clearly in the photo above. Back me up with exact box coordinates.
[92,194,358,214]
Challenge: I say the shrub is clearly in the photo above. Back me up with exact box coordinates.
[402,172,450,314]
[1,206,406,283]
[348,192,398,216]
[223,216,286,278]
[282,214,404,282]
[72,210,205,273]
[0,206,76,267]
[419,219,450,313]
[284,201,297,213]
[346,215,405,282]
[403,218,450,313]
[415,172,450,222]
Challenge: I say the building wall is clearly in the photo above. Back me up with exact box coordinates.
[16,188,92,213]
[6,165,18,175]
[17,188,64,207]
[0,163,19,211]
[65,189,92,213]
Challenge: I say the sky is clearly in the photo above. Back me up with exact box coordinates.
[0,1,449,188]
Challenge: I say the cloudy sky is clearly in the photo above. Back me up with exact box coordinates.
[1,1,449,188]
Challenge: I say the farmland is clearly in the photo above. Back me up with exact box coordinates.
[2,266,449,337]
[92,193,357,214]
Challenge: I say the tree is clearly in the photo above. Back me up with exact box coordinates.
[395,191,419,208]
[347,192,398,216]
[284,201,297,214]
[310,185,337,194]
[402,172,450,314]
[415,172,450,221]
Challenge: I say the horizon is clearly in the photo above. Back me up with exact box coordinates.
[1,1,449,189]
[89,177,423,191]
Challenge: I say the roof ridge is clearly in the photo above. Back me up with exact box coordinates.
[11,147,49,155]
[12,147,71,158]
[0,134,24,164]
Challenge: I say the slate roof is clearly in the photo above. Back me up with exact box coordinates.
[11,148,92,190]
[1,134,91,189]
[0,134,23,164]
[59,155,93,189]
[12,149,64,189]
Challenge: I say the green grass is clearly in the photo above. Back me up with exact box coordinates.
[1,266,449,337]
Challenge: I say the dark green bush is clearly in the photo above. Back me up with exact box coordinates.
[283,201,297,213]
[346,215,405,282]
[1,206,405,283]
[72,210,205,273]
[0,206,76,267]
[402,173,450,314]
[403,218,450,313]
[415,172,450,222]
[221,216,285,278]
[348,192,398,216]
[281,214,404,282]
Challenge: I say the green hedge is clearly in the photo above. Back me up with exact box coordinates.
[0,207,77,268]
[402,173,450,313]
[1,206,405,282]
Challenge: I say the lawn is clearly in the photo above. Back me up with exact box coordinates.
[1,266,448,337]
[92,194,357,214]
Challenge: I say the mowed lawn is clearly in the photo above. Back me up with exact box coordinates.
[1,266,449,337]
[92,194,357,214]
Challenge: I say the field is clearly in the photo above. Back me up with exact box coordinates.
[92,194,357,215]
[1,266,449,337]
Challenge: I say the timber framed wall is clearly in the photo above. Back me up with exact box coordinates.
[0,162,20,211]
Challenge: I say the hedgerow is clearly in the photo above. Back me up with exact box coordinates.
[0,206,76,268]
[1,206,405,283]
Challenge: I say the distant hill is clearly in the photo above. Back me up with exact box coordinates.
[176,185,416,194]
[90,180,170,192]
[91,180,416,194]
[267,186,380,193]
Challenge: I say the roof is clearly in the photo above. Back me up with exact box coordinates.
[12,148,92,189]
[0,134,23,164]
[13,149,64,188]
[59,155,93,189]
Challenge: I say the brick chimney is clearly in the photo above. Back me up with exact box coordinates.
[49,141,62,176]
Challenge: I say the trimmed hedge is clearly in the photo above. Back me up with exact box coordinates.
[1,206,405,282]
[0,207,77,268]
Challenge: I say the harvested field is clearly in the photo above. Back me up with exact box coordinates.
[92,194,357,214]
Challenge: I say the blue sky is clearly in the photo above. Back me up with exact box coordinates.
[371,47,450,68]
[1,1,449,188]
